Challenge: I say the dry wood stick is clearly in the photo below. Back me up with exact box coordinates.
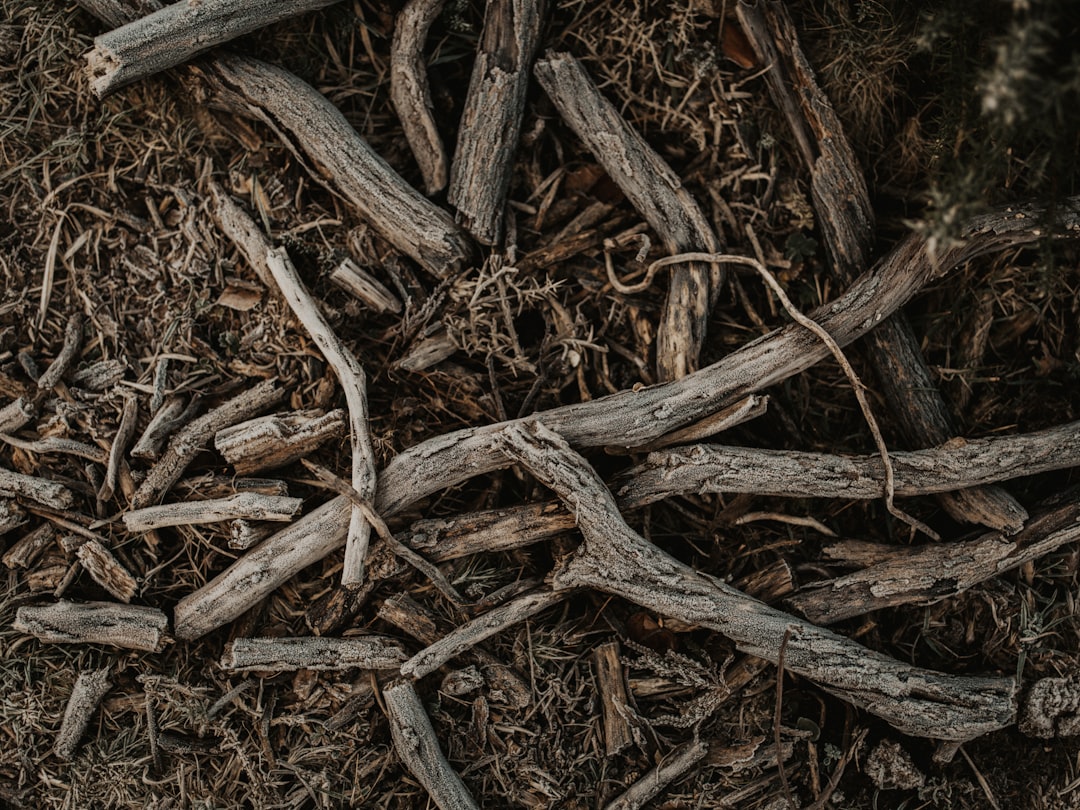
[54,667,112,760]
[534,51,722,381]
[0,467,76,509]
[330,259,402,314]
[221,635,408,672]
[449,0,545,244]
[86,0,340,97]
[383,679,481,810]
[593,641,633,757]
[0,434,107,463]
[214,408,345,475]
[0,498,26,536]
[122,492,302,532]
[100,393,138,502]
[172,199,1080,640]
[3,523,56,569]
[206,180,275,287]
[736,0,1025,534]
[605,738,708,810]
[0,397,35,434]
[76,539,137,602]
[228,519,274,550]
[404,500,576,562]
[14,600,169,651]
[130,396,188,460]
[264,247,376,587]
[37,312,84,391]
[390,0,448,194]
[132,378,283,509]
[496,420,1018,742]
[612,394,769,454]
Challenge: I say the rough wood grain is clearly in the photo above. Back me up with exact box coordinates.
[3,523,56,569]
[220,635,408,672]
[0,498,26,536]
[449,0,545,244]
[0,467,76,509]
[736,0,1025,533]
[383,679,481,810]
[206,180,276,287]
[404,501,576,562]
[215,408,345,475]
[86,0,341,96]
[534,51,722,381]
[14,600,169,651]
[330,259,402,314]
[37,312,84,391]
[54,667,112,760]
[389,0,448,194]
[605,738,707,810]
[228,519,274,550]
[76,539,137,602]
[0,397,35,434]
[100,393,138,502]
[123,492,302,532]
[497,420,1018,742]
[593,641,633,757]
[130,396,189,460]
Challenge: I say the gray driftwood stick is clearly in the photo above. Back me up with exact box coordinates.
[14,600,169,651]
[0,397,35,433]
[390,0,448,194]
[736,0,1025,534]
[122,492,302,532]
[76,539,137,602]
[401,588,567,679]
[449,0,546,244]
[221,635,408,672]
[605,738,708,810]
[618,394,769,454]
[330,259,402,314]
[229,519,275,550]
[132,378,283,508]
[206,181,275,287]
[0,434,107,463]
[534,51,722,381]
[0,467,76,509]
[54,667,112,760]
[215,408,345,475]
[100,393,139,502]
[383,680,481,810]
[130,396,188,460]
[593,641,633,757]
[172,199,1080,640]
[497,420,1018,742]
[404,500,576,562]
[37,312,84,391]
[86,0,341,97]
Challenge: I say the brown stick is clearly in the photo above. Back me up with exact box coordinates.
[735,0,1025,534]
[330,259,402,314]
[220,635,408,672]
[122,493,302,532]
[593,641,634,757]
[3,523,56,569]
[449,0,546,245]
[54,667,112,760]
[100,393,139,502]
[0,499,26,536]
[130,396,189,461]
[76,539,137,602]
[37,312,84,391]
[496,420,1018,742]
[389,0,448,194]
[0,467,76,509]
[604,738,707,810]
[14,600,169,651]
[534,51,722,381]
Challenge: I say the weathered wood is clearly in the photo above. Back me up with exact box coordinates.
[401,588,567,679]
[395,326,456,372]
[132,378,283,509]
[130,396,189,460]
[220,635,408,672]
[497,420,1018,742]
[14,600,169,651]
[76,539,137,602]
[330,258,402,314]
[206,180,275,287]
[383,680,481,810]
[86,0,341,97]
[37,312,84,391]
[0,433,107,463]
[404,501,576,563]
[54,667,112,760]
[123,492,302,532]
[449,0,545,244]
[0,397,35,434]
[613,394,768,454]
[215,408,346,475]
[0,498,26,536]
[605,738,707,810]
[378,592,442,645]
[534,51,722,381]
[228,518,274,550]
[593,641,633,757]
[100,393,139,502]
[735,0,1025,534]
[389,0,448,194]
[0,467,75,509]
[3,523,56,569]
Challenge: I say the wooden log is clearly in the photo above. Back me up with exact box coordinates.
[534,51,722,381]
[86,0,341,96]
[100,393,139,502]
[735,0,1025,534]
[214,408,346,475]
[0,467,76,509]
[132,378,283,509]
[496,420,1018,742]
[449,0,546,245]
[14,600,169,651]
[220,635,408,672]
[593,641,633,757]
[54,667,112,760]
[122,492,302,532]
[37,312,84,391]
[604,739,707,810]
[76,539,137,602]
[130,396,189,460]
[389,0,449,194]
[383,680,481,810]
[3,523,56,569]
[330,259,402,314]
[0,397,35,434]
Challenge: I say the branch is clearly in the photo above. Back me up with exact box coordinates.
[54,667,112,760]
[122,493,302,532]
[14,600,169,651]
[604,738,707,810]
[220,635,408,672]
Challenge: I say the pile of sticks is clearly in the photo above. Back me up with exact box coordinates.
[6,0,1080,805]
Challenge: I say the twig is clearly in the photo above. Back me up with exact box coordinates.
[0,397,36,434]
[220,636,408,672]
[604,739,707,810]
[214,408,346,475]
[54,667,112,760]
[593,641,633,757]
[0,467,76,509]
[100,393,139,502]
[0,434,107,464]
[122,493,302,532]
[37,312,84,391]
[14,600,169,651]
[76,539,137,602]
[130,396,189,460]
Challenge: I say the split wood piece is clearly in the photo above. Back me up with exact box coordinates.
[607,394,768,454]
[3,523,56,569]
[330,259,402,314]
[173,199,1080,640]
[214,408,346,475]
[86,0,341,96]
[593,641,633,757]
[0,397,35,433]
[122,492,302,532]
[54,667,112,760]
[0,467,76,509]
[378,592,442,645]
[449,0,546,244]
[229,519,274,550]
[264,247,376,588]
[617,419,1080,509]
[14,600,169,651]
[130,396,189,460]
[497,421,1018,742]
[0,498,26,536]
[788,496,1080,625]
[534,51,723,381]
[76,539,137,602]
[401,588,567,679]
[100,393,139,502]
[389,0,448,194]
[220,635,408,672]
[605,738,708,810]
[382,679,481,810]
[37,312,84,391]
[735,0,1025,534]
[132,378,283,509]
